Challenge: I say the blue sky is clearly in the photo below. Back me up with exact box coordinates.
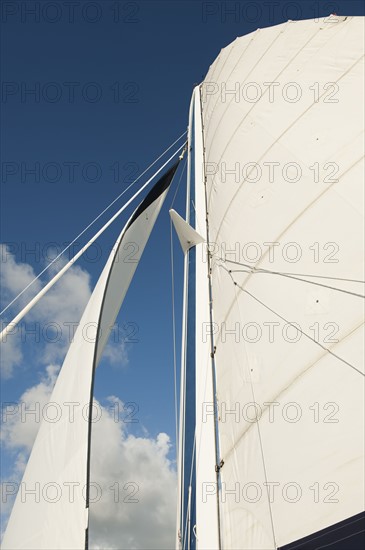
[1,1,365,548]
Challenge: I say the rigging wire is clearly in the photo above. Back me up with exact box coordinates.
[0,144,185,340]
[224,259,365,284]
[1,131,187,317]
[169,158,187,464]
[230,278,278,550]
[223,266,364,377]
[182,431,196,550]
[223,259,365,299]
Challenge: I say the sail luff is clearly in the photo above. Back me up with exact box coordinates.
[193,86,221,550]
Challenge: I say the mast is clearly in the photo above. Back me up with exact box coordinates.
[176,86,220,549]
[176,92,194,549]
[194,86,222,549]
[177,88,197,550]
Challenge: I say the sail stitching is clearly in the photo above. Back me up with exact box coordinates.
[218,267,364,466]
[203,39,240,120]
[220,313,364,463]
[206,21,291,157]
[212,52,364,238]
[206,21,326,209]
[206,151,364,346]
[230,274,278,548]
[203,31,258,140]
[226,268,364,377]
[207,14,353,204]
[215,149,363,273]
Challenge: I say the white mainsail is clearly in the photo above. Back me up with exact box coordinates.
[1,162,179,550]
[183,14,364,550]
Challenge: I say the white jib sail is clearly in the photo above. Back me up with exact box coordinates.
[1,162,179,550]
[199,15,364,550]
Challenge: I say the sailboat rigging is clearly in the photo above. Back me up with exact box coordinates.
[1,14,364,550]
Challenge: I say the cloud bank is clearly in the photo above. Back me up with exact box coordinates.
[1,245,177,548]
[1,372,176,549]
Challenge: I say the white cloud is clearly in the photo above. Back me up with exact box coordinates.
[0,243,40,378]
[1,364,59,453]
[89,403,176,549]
[0,365,60,538]
[1,373,177,549]
[0,244,93,376]
[1,245,131,377]
[0,244,41,308]
[0,337,23,380]
[1,247,175,547]
[102,339,129,367]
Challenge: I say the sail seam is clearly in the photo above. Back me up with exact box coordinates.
[222,153,363,283]
[206,22,289,166]
[203,32,258,141]
[221,325,364,463]
[230,272,278,548]
[217,265,364,464]
[208,153,364,352]
[206,21,323,210]
[227,269,364,376]
[206,16,353,212]
[212,54,364,240]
